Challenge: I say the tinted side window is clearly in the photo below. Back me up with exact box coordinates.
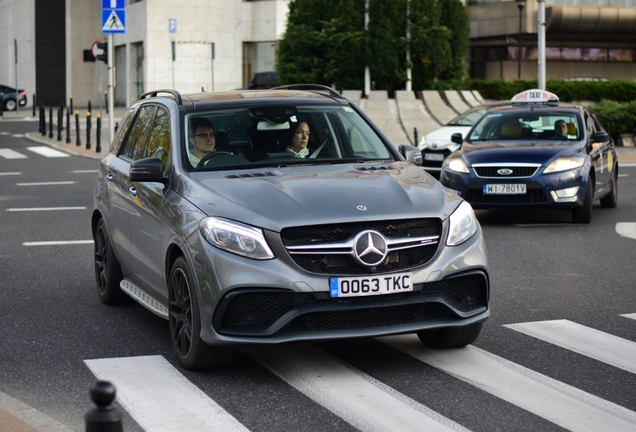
[121,105,156,161]
[147,107,171,172]
[110,106,138,154]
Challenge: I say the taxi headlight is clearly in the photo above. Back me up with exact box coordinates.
[447,201,478,246]
[444,157,470,174]
[543,157,585,174]
[200,217,275,260]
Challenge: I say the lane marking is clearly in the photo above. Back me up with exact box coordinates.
[380,335,636,432]
[616,223,636,240]
[0,149,27,159]
[621,313,636,321]
[8,206,86,212]
[244,343,468,432]
[26,146,69,158]
[620,163,636,167]
[85,356,248,432]
[16,181,75,186]
[12,134,25,138]
[72,170,99,173]
[23,240,93,246]
[0,172,21,176]
[505,320,636,374]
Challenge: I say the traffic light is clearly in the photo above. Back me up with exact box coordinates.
[96,42,107,63]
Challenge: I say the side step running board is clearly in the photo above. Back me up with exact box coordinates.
[120,279,169,320]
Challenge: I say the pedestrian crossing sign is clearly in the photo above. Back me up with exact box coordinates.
[102,9,126,34]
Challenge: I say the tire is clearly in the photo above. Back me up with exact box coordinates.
[599,169,618,208]
[417,322,483,348]
[571,175,593,224]
[169,257,234,370]
[93,218,126,304]
[4,98,17,111]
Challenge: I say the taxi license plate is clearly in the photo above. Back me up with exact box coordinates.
[424,153,445,161]
[483,184,526,195]
[330,273,413,298]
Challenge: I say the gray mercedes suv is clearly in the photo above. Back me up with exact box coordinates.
[92,85,489,370]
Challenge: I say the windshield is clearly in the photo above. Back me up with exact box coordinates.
[468,110,581,142]
[448,106,489,126]
[185,105,393,170]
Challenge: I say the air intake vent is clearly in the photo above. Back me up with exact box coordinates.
[224,172,278,179]
[356,165,397,171]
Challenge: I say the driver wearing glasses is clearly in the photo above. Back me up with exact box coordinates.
[189,118,217,166]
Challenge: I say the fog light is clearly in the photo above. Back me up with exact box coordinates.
[551,186,579,200]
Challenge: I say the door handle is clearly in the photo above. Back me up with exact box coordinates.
[129,186,137,198]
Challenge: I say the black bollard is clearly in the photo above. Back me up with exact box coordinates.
[38,103,42,134]
[60,102,65,131]
[57,107,62,141]
[40,104,46,136]
[66,109,71,143]
[104,92,108,114]
[413,127,418,147]
[84,381,123,432]
[96,115,102,153]
[69,95,73,114]
[75,111,81,146]
[32,94,36,116]
[86,112,92,150]
[0,92,3,117]
[88,100,92,116]
[49,107,54,138]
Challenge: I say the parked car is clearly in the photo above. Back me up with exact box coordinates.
[0,84,27,111]
[440,89,618,224]
[247,71,282,89]
[92,84,490,370]
[418,102,507,175]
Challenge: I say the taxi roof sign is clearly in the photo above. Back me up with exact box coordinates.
[511,89,559,103]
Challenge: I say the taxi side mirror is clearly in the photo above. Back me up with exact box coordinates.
[451,133,463,145]
[592,131,609,142]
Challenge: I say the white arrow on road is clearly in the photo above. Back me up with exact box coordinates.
[616,222,636,240]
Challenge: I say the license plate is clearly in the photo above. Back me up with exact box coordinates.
[483,184,526,195]
[424,153,445,161]
[330,273,413,298]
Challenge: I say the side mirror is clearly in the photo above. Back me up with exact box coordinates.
[398,144,423,166]
[130,157,169,184]
[451,133,463,145]
[592,131,609,143]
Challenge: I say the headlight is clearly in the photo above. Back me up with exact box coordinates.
[200,217,275,260]
[543,157,585,174]
[447,201,478,246]
[444,157,470,174]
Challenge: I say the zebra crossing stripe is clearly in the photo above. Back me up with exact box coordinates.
[505,319,636,374]
[379,335,636,432]
[84,356,248,432]
[243,343,469,432]
[621,313,636,321]
[0,149,27,159]
[27,146,70,158]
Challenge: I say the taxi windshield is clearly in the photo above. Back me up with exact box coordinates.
[185,105,393,171]
[469,111,580,142]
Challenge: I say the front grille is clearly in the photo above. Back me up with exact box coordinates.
[466,183,549,204]
[281,219,441,275]
[215,272,488,337]
[474,166,538,178]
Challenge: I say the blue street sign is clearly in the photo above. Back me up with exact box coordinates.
[102,0,125,9]
[169,18,177,33]
[102,9,126,33]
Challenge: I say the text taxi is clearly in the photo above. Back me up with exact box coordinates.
[439,89,618,223]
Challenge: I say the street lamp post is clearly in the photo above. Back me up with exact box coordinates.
[537,0,546,89]
[515,0,525,80]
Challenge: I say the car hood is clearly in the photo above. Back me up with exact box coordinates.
[182,162,461,232]
[460,141,584,165]
[424,126,471,149]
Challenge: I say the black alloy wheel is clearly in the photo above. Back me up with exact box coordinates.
[94,218,126,304]
[168,257,234,370]
[600,168,618,208]
[571,174,594,224]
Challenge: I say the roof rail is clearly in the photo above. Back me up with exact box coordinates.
[272,84,343,99]
[138,89,183,105]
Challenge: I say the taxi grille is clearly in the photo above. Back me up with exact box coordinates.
[467,183,549,204]
[474,166,539,178]
[280,219,442,275]
[215,272,488,337]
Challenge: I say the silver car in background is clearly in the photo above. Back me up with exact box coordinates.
[92,85,489,370]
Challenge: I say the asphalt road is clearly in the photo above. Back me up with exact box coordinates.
[1,119,636,432]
